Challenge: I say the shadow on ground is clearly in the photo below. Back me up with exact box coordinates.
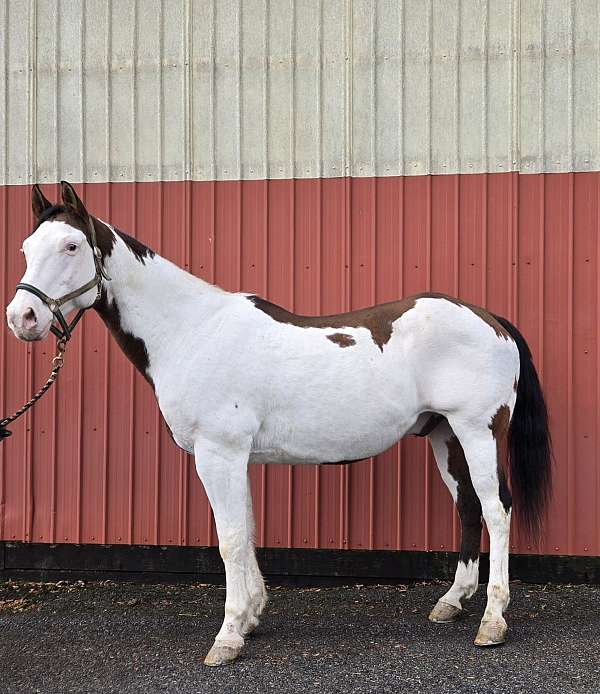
[0,579,598,693]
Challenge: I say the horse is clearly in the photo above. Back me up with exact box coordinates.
[6,182,552,666]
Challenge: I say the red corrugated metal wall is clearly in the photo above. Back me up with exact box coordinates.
[1,173,599,556]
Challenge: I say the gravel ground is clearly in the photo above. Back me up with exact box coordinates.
[0,579,598,693]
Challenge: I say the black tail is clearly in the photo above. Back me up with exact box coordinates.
[493,314,552,540]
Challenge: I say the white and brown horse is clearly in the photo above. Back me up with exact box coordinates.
[6,183,551,665]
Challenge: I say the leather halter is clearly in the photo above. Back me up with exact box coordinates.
[15,215,111,341]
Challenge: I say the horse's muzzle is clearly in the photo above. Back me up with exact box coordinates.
[6,298,52,341]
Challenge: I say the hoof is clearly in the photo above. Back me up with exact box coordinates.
[474,618,508,647]
[429,600,462,623]
[204,640,243,667]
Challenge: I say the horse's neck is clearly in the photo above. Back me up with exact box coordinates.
[95,233,227,374]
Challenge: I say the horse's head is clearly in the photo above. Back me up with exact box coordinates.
[6,182,101,341]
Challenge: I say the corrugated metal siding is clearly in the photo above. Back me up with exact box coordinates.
[2,0,600,184]
[1,175,599,556]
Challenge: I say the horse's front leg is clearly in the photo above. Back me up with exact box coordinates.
[193,435,255,666]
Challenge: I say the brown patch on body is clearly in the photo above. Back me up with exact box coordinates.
[248,291,513,351]
[447,435,483,564]
[463,304,512,340]
[96,290,153,386]
[489,405,510,439]
[326,332,356,348]
[489,404,513,513]
[248,295,419,351]
[405,292,511,340]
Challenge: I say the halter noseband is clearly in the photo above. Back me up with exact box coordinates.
[16,215,111,341]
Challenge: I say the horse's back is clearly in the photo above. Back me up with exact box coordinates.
[240,293,519,464]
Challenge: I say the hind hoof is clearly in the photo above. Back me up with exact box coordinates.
[204,640,243,666]
[429,600,462,623]
[474,618,508,647]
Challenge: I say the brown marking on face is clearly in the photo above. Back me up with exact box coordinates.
[96,289,153,386]
[248,291,513,351]
[248,295,419,351]
[489,404,512,513]
[33,185,154,267]
[513,377,518,392]
[326,332,356,348]
[447,435,482,564]
[414,413,445,437]
[34,205,117,261]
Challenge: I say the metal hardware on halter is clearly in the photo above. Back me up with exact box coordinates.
[15,215,110,342]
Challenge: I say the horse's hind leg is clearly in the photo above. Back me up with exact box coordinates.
[447,413,512,646]
[242,477,267,635]
[427,419,482,623]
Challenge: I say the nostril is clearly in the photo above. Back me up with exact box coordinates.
[23,307,37,329]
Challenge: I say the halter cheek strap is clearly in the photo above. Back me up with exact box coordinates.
[15,215,111,341]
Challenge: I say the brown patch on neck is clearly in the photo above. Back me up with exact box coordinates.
[115,228,155,264]
[326,332,356,348]
[248,295,420,351]
[95,290,153,386]
[446,435,482,564]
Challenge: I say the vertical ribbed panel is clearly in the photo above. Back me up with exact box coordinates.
[1,174,599,557]
[3,0,600,183]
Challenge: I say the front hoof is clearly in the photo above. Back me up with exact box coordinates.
[204,640,243,667]
[474,617,508,647]
[429,600,462,623]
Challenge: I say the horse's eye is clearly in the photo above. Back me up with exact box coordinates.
[65,243,78,253]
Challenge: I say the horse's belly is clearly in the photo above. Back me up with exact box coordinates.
[251,399,415,465]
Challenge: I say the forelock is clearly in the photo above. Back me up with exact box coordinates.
[35,204,69,228]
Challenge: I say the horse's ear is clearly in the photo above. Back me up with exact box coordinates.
[31,184,52,219]
[60,180,88,218]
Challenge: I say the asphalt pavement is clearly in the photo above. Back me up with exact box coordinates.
[0,579,598,693]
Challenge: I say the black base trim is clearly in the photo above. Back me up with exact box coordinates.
[1,542,599,584]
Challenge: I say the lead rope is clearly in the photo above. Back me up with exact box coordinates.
[0,338,67,440]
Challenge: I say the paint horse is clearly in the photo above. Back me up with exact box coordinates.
[7,183,552,666]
